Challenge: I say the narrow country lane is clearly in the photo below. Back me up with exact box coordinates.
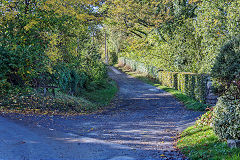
[0,67,203,160]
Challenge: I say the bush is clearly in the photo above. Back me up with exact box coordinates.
[54,65,88,95]
[211,36,240,97]
[194,74,208,103]
[109,51,118,65]
[211,37,240,140]
[213,96,240,140]
[177,72,207,103]
[158,71,178,89]
[88,61,107,81]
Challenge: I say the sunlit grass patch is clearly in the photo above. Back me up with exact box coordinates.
[177,125,240,160]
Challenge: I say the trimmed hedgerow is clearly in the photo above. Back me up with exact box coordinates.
[195,74,208,103]
[119,57,209,107]
[177,72,207,103]
[158,71,178,90]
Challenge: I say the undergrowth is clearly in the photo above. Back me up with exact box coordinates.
[0,78,118,116]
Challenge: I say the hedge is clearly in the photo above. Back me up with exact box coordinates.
[118,57,208,104]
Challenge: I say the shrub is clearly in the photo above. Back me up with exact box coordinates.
[213,96,240,140]
[109,51,118,65]
[178,72,207,103]
[211,36,240,98]
[194,74,208,103]
[158,71,178,89]
[211,36,240,140]
[54,65,88,95]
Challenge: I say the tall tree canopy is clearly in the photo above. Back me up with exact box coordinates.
[102,0,240,73]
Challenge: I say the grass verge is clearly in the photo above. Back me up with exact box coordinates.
[115,65,207,111]
[0,79,118,116]
[177,124,240,160]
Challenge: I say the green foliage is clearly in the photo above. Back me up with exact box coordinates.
[211,36,240,97]
[108,51,118,65]
[158,71,178,89]
[194,0,240,73]
[211,36,240,141]
[0,0,107,99]
[117,63,207,111]
[103,0,240,75]
[82,80,118,107]
[213,96,240,140]
[159,85,207,111]
[121,57,208,105]
[54,64,86,95]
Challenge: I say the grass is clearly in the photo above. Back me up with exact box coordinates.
[177,124,240,160]
[82,79,118,107]
[0,79,118,115]
[115,65,207,111]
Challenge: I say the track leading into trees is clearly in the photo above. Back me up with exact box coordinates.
[0,67,203,160]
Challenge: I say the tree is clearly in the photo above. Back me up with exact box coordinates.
[0,0,107,94]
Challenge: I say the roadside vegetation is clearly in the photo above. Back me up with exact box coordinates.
[0,1,117,115]
[0,77,117,115]
[177,125,240,160]
[106,0,240,158]
[116,65,207,111]
[178,36,240,159]
[115,35,240,159]
[1,0,240,159]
